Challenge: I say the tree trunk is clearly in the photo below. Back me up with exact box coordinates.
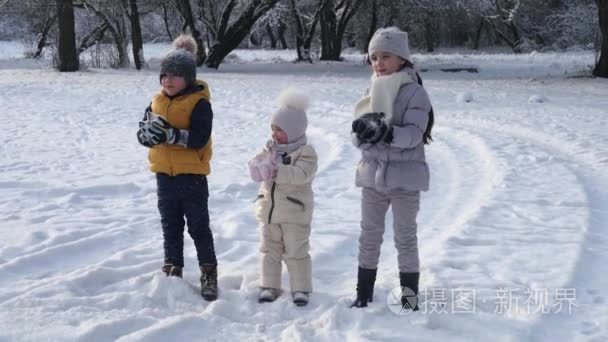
[82,1,130,68]
[365,0,378,54]
[320,1,338,60]
[78,22,108,54]
[56,0,79,71]
[485,17,520,53]
[277,21,288,49]
[292,0,307,61]
[105,21,129,67]
[508,20,521,52]
[292,0,326,62]
[474,18,484,50]
[205,0,280,69]
[33,14,58,59]
[594,0,608,77]
[161,3,174,41]
[266,23,277,48]
[249,32,261,46]
[320,0,364,61]
[128,0,145,70]
[424,16,434,52]
[176,0,206,65]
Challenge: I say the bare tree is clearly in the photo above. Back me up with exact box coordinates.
[77,22,108,54]
[276,20,288,48]
[33,13,58,58]
[204,0,281,69]
[595,0,608,77]
[82,0,131,68]
[263,20,288,48]
[176,0,207,65]
[29,0,59,59]
[123,0,145,70]
[291,0,328,62]
[9,0,58,58]
[247,2,290,49]
[159,1,179,40]
[351,0,405,53]
[473,0,524,52]
[56,0,79,71]
[365,0,378,51]
[319,0,365,60]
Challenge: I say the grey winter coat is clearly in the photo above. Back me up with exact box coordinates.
[353,68,432,192]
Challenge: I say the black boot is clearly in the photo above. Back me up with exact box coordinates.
[350,267,377,308]
[399,272,419,311]
[200,264,218,301]
[369,268,377,303]
[162,264,182,278]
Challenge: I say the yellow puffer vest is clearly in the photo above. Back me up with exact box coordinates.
[148,80,212,176]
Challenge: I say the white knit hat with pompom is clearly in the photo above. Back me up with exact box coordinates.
[271,88,310,142]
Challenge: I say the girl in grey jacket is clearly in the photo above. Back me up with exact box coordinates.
[350,27,434,311]
[249,89,318,307]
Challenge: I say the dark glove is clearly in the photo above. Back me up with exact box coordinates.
[149,116,178,144]
[383,126,394,144]
[352,112,389,144]
[137,122,155,148]
[137,120,165,147]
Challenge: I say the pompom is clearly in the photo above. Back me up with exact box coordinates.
[276,88,310,112]
[172,34,197,56]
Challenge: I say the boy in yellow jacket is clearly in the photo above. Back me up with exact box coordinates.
[137,35,218,301]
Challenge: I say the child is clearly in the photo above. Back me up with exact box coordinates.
[249,89,318,306]
[136,34,218,301]
[349,27,435,310]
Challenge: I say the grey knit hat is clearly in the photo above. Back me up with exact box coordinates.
[271,89,310,142]
[160,35,198,85]
[368,27,411,61]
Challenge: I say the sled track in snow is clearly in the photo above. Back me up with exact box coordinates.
[434,117,608,340]
[418,126,505,284]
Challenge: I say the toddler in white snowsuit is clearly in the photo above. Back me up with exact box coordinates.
[249,89,318,306]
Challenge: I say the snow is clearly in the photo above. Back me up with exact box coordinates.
[1,41,607,341]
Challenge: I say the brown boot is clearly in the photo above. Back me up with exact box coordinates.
[162,264,182,278]
[200,264,218,301]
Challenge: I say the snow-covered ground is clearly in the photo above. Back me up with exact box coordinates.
[0,42,607,341]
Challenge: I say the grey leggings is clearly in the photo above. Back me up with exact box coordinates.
[357,187,420,272]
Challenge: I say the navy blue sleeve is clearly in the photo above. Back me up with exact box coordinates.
[187,99,213,149]
[142,104,152,120]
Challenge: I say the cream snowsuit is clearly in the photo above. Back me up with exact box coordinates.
[253,144,318,292]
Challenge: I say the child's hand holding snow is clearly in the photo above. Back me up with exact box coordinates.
[249,152,279,182]
[249,160,264,182]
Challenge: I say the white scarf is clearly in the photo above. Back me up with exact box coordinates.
[353,71,414,123]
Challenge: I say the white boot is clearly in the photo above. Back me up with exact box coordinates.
[258,287,280,303]
[292,291,309,306]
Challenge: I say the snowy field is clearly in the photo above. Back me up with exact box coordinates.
[1,42,607,341]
